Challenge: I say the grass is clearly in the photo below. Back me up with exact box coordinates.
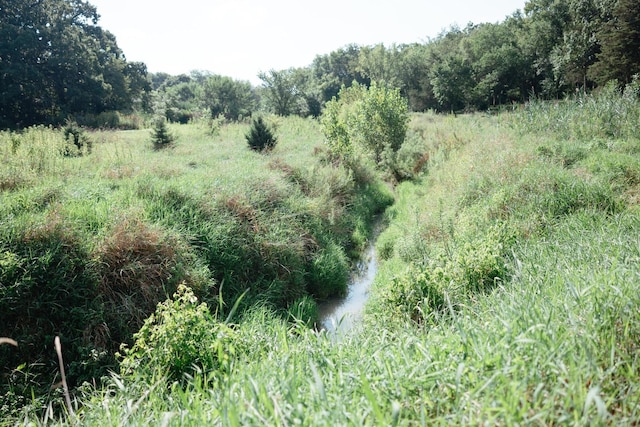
[0,116,392,415]
[3,89,640,425]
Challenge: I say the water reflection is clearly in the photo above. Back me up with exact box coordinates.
[317,241,378,335]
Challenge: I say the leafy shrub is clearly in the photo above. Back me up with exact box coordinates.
[119,285,239,382]
[321,82,409,177]
[246,117,277,152]
[63,120,92,156]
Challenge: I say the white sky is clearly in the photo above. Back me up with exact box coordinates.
[89,0,527,84]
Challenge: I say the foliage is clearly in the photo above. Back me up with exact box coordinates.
[150,116,176,149]
[588,0,640,86]
[0,117,393,414]
[62,120,92,156]
[321,82,409,176]
[245,117,277,152]
[0,0,150,129]
[200,74,256,120]
[513,79,640,140]
[258,69,301,116]
[119,285,239,383]
[9,93,640,425]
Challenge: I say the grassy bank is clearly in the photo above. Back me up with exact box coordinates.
[4,87,640,425]
[0,117,392,414]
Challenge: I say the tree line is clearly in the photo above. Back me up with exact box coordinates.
[2,0,639,129]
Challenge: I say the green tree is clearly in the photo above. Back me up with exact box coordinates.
[548,0,601,90]
[258,69,299,116]
[521,0,572,97]
[245,117,277,152]
[311,44,370,104]
[357,44,404,88]
[588,0,640,86]
[200,75,256,120]
[321,82,409,175]
[0,0,149,129]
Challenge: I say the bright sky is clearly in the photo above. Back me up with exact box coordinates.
[89,0,527,84]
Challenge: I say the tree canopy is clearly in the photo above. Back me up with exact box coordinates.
[0,0,150,129]
[2,0,639,128]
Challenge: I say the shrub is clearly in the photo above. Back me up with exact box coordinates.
[150,116,176,150]
[119,285,239,383]
[246,117,277,152]
[321,82,409,177]
[63,120,92,156]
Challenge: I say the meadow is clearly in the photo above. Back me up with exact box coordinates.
[2,85,640,425]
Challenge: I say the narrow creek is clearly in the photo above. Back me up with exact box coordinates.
[317,221,382,335]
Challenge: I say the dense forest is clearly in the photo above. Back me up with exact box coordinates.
[2,0,640,129]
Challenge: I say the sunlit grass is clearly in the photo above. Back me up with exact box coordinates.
[5,90,640,425]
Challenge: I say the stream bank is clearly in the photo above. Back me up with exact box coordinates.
[317,219,383,335]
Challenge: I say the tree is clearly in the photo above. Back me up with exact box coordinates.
[200,75,256,120]
[311,45,370,104]
[588,0,640,86]
[0,0,149,129]
[321,82,409,175]
[245,117,277,152]
[548,0,602,91]
[258,69,299,116]
[521,0,572,97]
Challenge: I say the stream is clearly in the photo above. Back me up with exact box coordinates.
[317,231,380,335]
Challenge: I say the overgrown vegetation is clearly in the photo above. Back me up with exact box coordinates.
[0,116,392,417]
[321,82,409,179]
[0,85,632,426]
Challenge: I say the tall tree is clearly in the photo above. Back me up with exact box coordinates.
[0,0,149,128]
[258,69,299,116]
[311,45,369,103]
[521,0,571,97]
[200,75,256,120]
[588,0,640,86]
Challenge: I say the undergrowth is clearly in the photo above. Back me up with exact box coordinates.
[4,89,640,425]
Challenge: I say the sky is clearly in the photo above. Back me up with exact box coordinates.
[89,0,527,85]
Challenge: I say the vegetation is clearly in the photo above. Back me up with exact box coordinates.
[150,116,176,149]
[0,116,392,417]
[1,84,639,425]
[245,117,277,152]
[2,0,640,424]
[0,0,150,129]
[321,82,409,178]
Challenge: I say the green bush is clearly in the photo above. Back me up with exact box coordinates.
[150,116,176,150]
[246,117,277,152]
[321,82,409,177]
[62,120,92,156]
[119,285,239,383]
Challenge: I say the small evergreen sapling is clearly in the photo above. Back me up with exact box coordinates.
[150,116,176,150]
[246,117,277,152]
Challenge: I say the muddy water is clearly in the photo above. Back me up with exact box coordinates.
[317,236,379,335]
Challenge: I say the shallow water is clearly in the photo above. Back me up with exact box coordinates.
[317,240,378,335]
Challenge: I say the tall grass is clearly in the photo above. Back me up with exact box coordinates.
[0,116,392,416]
[6,89,640,425]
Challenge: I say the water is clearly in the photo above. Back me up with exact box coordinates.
[317,240,378,335]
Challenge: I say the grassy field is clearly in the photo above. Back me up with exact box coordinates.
[2,87,640,425]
